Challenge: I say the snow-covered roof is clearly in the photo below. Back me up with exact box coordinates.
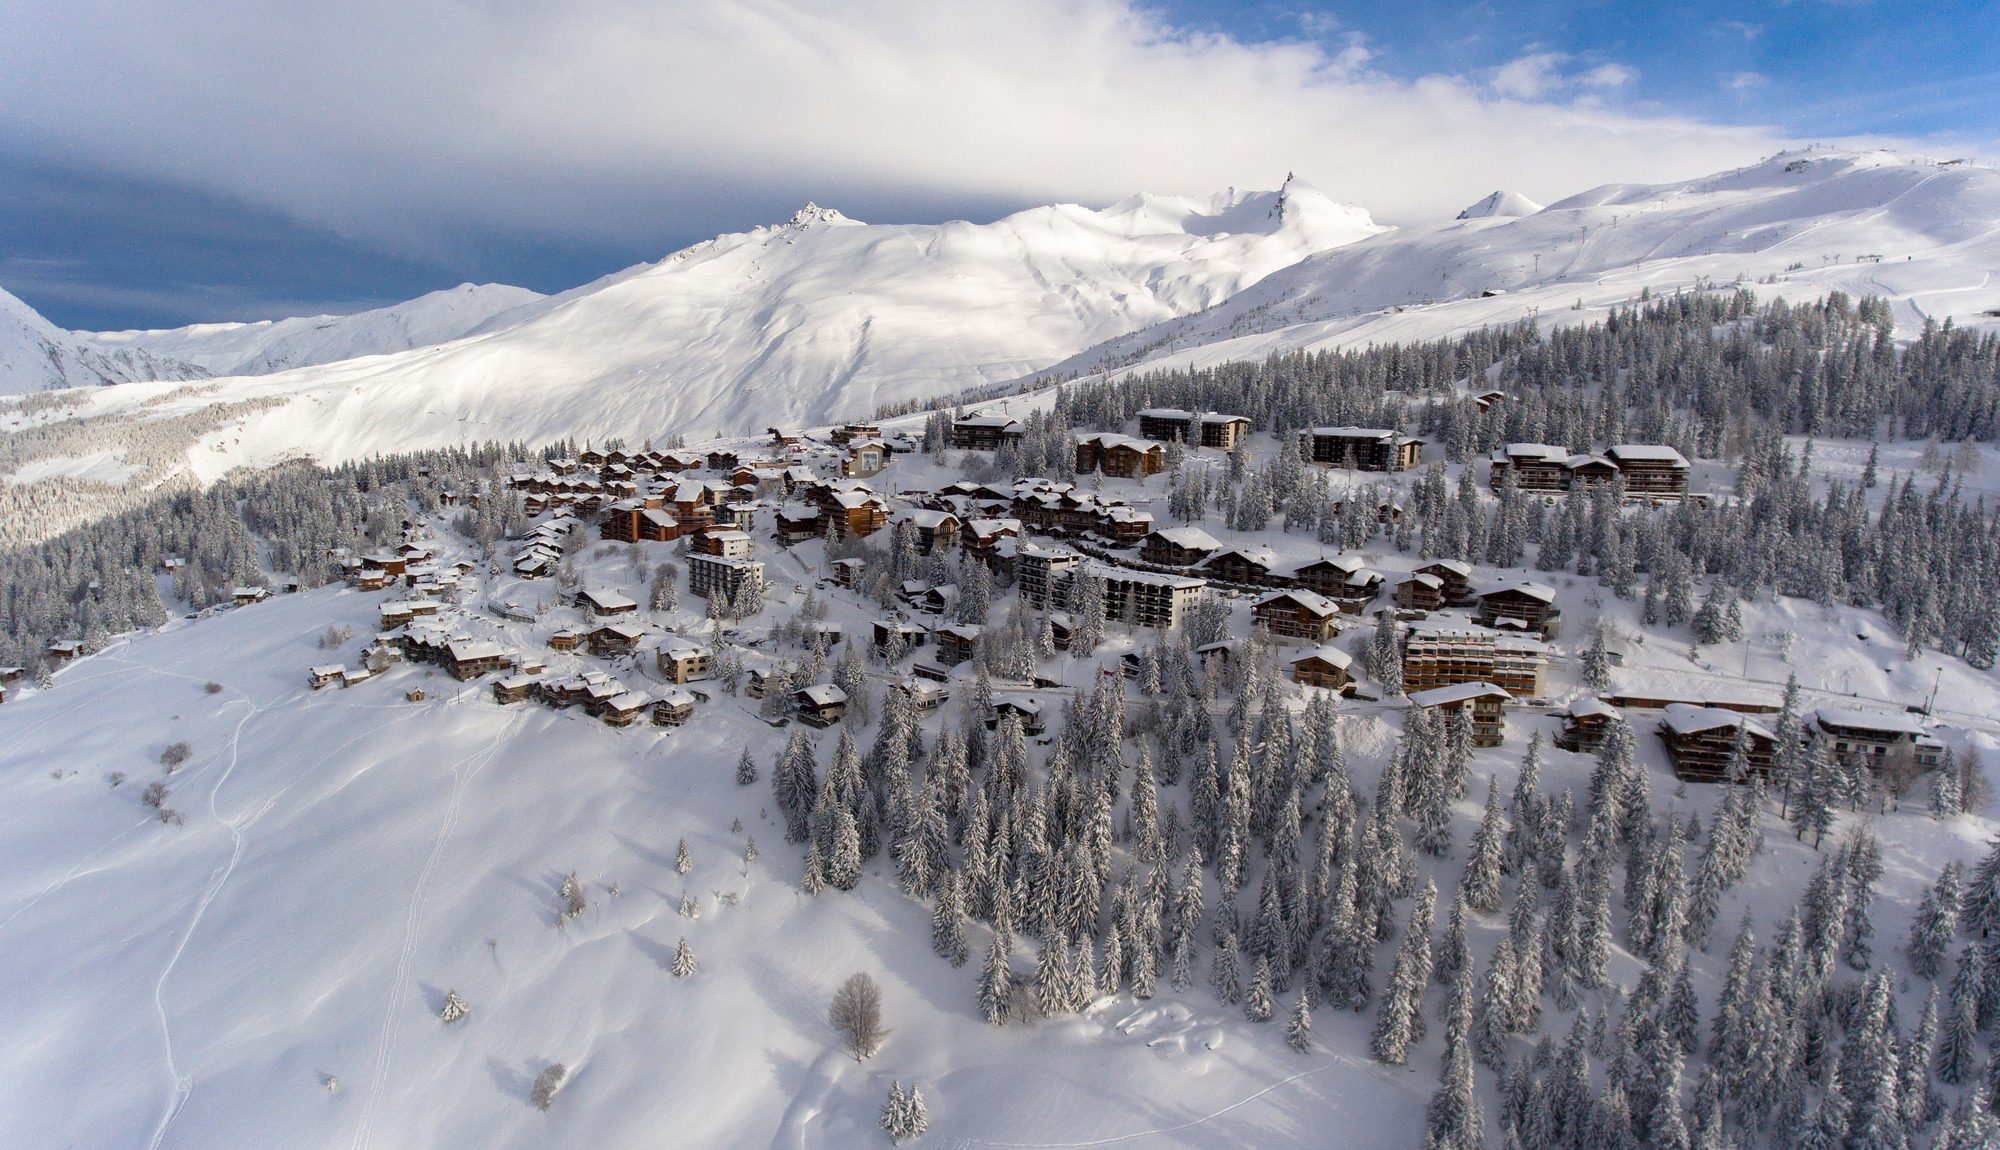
[1608,444,1691,467]
[897,508,957,529]
[1292,645,1353,669]
[1480,581,1556,603]
[659,637,710,659]
[1568,696,1619,719]
[447,640,508,662]
[1148,525,1220,550]
[1400,573,1443,589]
[798,684,848,707]
[604,691,649,713]
[656,686,696,707]
[310,664,344,678]
[1077,432,1162,453]
[1408,682,1512,707]
[1078,561,1206,590]
[582,588,638,611]
[1660,703,1773,740]
[1812,707,1927,736]
[1137,407,1193,420]
[1254,589,1340,616]
[1498,443,1569,464]
[1419,559,1472,577]
[1309,425,1396,439]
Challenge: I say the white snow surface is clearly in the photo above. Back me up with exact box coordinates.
[1454,190,1543,220]
[0,286,209,395]
[84,283,547,376]
[1067,148,2000,379]
[3,440,1999,1148]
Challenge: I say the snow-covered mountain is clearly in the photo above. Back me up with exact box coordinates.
[33,179,1380,475]
[84,283,546,376]
[0,286,208,395]
[1455,190,1543,219]
[1067,149,2000,379]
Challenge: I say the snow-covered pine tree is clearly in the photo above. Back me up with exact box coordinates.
[671,936,698,978]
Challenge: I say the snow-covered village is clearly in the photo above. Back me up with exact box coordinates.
[3,5,2000,1149]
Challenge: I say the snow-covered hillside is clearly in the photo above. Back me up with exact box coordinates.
[1068,149,2000,378]
[0,287,208,395]
[1455,191,1543,220]
[45,180,1376,477]
[85,283,546,376]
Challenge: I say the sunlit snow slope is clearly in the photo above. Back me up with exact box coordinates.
[1067,149,2000,378]
[0,287,208,395]
[84,284,547,376]
[128,181,1379,475]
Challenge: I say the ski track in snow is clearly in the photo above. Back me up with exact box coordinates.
[143,694,263,1150]
[348,711,521,1150]
[954,1055,1353,1148]
[770,1048,846,1150]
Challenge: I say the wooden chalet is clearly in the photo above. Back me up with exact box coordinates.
[600,691,650,728]
[1415,560,1475,605]
[1476,582,1562,638]
[1659,704,1777,782]
[549,630,582,652]
[1301,427,1422,472]
[1394,573,1445,611]
[1606,444,1691,499]
[962,517,1021,558]
[233,586,271,605]
[1291,646,1354,692]
[796,683,849,727]
[830,423,881,446]
[951,415,1025,451]
[1556,696,1619,752]
[492,674,542,705]
[1135,409,1252,450]
[819,488,890,539]
[308,665,345,690]
[1488,443,1573,492]
[1200,545,1282,587]
[444,640,513,681]
[1408,681,1513,747]
[588,622,647,657]
[1140,526,1220,568]
[46,640,82,661]
[935,624,982,666]
[895,677,950,710]
[988,695,1047,736]
[896,509,960,553]
[918,584,961,616]
[692,528,755,559]
[652,687,697,726]
[577,587,639,617]
[1073,434,1166,478]
[1401,619,1546,697]
[829,557,868,590]
[775,502,822,544]
[1293,557,1382,610]
[871,620,930,655]
[1251,589,1342,642]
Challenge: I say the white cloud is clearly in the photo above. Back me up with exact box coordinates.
[0,0,1786,252]
[1491,52,1570,99]
[1581,63,1637,88]
[1726,71,1771,90]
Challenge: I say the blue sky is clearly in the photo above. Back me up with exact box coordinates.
[1,0,1991,332]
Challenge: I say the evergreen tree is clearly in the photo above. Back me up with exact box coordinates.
[979,935,1013,1026]
[1462,778,1506,913]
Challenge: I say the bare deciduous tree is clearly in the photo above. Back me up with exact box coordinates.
[829,972,887,1061]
